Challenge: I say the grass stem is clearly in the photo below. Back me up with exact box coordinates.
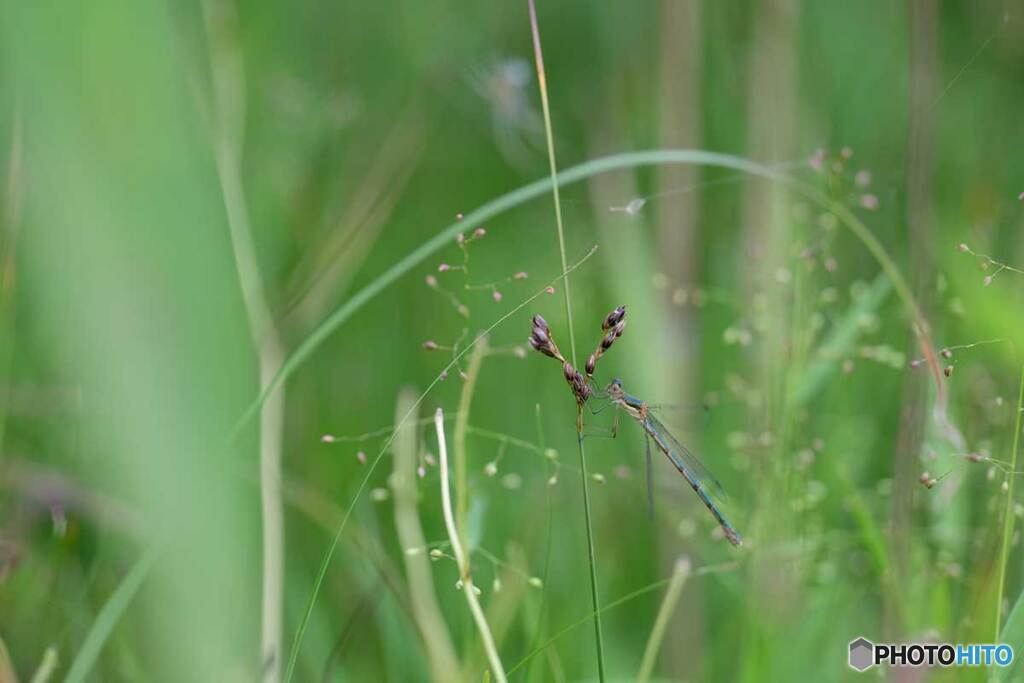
[201,1,286,677]
[527,0,606,679]
[995,364,1024,640]
[435,408,507,683]
[455,338,488,548]
[637,557,692,683]
[391,390,460,681]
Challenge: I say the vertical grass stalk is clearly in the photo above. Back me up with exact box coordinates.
[391,391,460,681]
[65,543,162,683]
[454,338,488,547]
[201,2,287,679]
[995,365,1024,640]
[637,557,692,683]
[527,0,606,679]
[435,408,507,683]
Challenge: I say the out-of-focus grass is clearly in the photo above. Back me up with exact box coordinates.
[2,1,1024,682]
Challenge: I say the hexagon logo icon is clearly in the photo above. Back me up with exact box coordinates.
[849,637,874,671]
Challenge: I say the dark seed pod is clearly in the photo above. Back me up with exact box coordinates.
[585,313,627,377]
[528,314,565,362]
[563,362,592,404]
[601,306,626,331]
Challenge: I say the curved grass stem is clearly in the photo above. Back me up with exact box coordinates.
[637,558,691,683]
[435,408,507,683]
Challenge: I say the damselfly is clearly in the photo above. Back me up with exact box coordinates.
[528,305,741,546]
[606,378,742,546]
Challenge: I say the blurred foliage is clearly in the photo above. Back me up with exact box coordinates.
[1,0,1024,681]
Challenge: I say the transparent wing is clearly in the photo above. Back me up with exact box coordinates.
[644,402,713,430]
[644,413,729,503]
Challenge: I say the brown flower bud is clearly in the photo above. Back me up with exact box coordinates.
[563,362,591,404]
[528,314,565,362]
[601,306,626,331]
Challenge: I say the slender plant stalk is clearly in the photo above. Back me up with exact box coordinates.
[455,338,488,547]
[282,248,597,683]
[527,0,606,679]
[527,403,557,683]
[508,577,673,676]
[509,561,737,676]
[201,2,286,679]
[0,104,22,459]
[995,365,1024,640]
[65,544,161,683]
[29,645,59,683]
[391,389,460,681]
[435,408,508,683]
[637,558,692,683]
[0,637,15,683]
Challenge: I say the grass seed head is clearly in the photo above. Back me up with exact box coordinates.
[601,305,626,330]
[528,314,565,362]
[586,306,626,376]
[563,362,591,404]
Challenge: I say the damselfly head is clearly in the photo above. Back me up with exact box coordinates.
[605,378,624,398]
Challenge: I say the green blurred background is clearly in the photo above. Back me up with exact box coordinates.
[1,0,1024,681]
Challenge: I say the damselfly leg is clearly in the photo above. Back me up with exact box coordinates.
[644,434,654,520]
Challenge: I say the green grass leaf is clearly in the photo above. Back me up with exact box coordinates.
[65,543,161,683]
